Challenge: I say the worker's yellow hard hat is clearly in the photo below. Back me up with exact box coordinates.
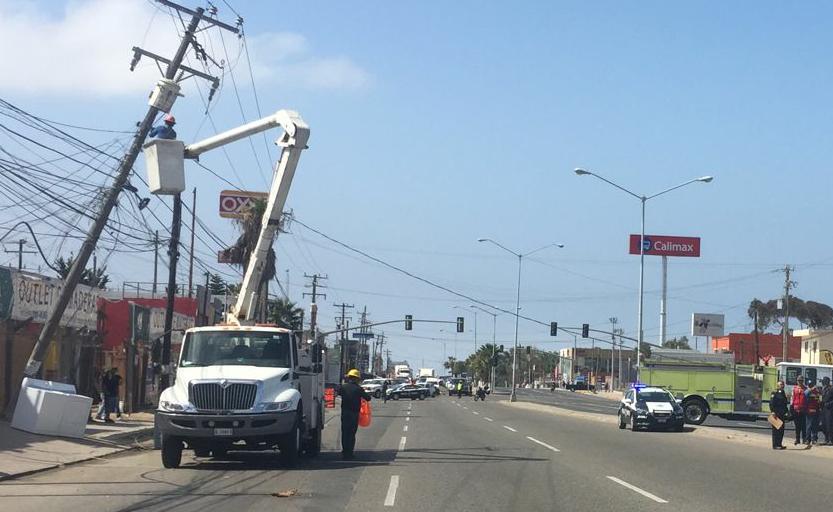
[347,369,361,379]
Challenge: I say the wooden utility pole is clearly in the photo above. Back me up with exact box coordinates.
[4,239,35,270]
[152,231,159,296]
[188,187,196,298]
[781,265,795,362]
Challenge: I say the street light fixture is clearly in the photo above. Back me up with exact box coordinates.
[573,168,713,382]
[478,238,565,402]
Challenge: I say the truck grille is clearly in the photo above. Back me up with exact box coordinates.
[190,382,257,411]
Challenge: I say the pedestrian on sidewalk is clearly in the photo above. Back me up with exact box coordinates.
[770,380,788,450]
[338,369,371,460]
[791,375,808,445]
[102,367,122,423]
[822,377,833,445]
[805,383,822,445]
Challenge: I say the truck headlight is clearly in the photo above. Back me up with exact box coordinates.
[160,400,189,412]
[260,401,293,412]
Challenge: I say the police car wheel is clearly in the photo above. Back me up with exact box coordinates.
[630,414,638,432]
[618,411,626,430]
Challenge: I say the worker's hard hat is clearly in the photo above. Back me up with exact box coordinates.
[163,114,176,125]
[347,369,361,379]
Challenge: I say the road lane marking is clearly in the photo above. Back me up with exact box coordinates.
[472,411,480,415]
[503,425,517,432]
[463,406,469,409]
[384,475,399,506]
[484,417,494,422]
[525,436,560,452]
[403,425,409,432]
[398,436,407,451]
[606,476,668,504]
[405,416,410,422]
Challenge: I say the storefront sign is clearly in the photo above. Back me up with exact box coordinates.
[0,267,102,329]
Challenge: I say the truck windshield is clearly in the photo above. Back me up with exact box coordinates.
[180,331,292,368]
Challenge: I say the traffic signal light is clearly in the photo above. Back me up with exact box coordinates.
[550,322,558,336]
[405,315,413,330]
[582,323,589,338]
[456,316,464,333]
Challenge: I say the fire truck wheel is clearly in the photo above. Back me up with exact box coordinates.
[682,397,708,425]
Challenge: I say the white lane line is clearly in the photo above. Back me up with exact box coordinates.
[606,476,668,504]
[503,425,517,432]
[405,416,410,422]
[525,436,560,452]
[463,406,469,409]
[384,475,400,506]
[484,417,494,422]
[456,403,461,407]
[403,425,409,432]
[472,411,480,415]
[398,436,407,451]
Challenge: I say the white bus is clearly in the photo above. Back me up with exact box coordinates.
[776,362,833,395]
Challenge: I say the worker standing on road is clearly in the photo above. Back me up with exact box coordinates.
[821,377,833,445]
[456,380,463,398]
[382,380,389,403]
[149,114,177,139]
[791,375,808,446]
[338,369,371,460]
[769,380,788,450]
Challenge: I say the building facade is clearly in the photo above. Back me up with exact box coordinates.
[711,332,800,364]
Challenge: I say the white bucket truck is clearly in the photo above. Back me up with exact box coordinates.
[153,111,324,468]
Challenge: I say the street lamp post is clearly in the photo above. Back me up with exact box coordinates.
[471,305,498,386]
[574,168,713,382]
[478,238,564,402]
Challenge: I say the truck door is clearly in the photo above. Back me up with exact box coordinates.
[734,367,763,413]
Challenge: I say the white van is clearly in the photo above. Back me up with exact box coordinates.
[776,362,833,396]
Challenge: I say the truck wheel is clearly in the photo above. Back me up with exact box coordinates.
[279,414,302,467]
[682,398,709,425]
[161,436,183,468]
[303,408,323,457]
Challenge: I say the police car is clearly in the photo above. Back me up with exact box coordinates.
[618,386,685,431]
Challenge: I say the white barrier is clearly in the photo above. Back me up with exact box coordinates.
[11,378,93,438]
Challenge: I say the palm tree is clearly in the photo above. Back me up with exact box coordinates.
[55,255,109,289]
[268,297,303,330]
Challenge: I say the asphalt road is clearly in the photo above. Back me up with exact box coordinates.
[512,387,798,435]
[1,393,829,511]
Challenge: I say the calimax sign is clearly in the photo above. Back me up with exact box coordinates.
[628,234,701,258]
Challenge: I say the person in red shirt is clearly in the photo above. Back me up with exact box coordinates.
[805,383,822,445]
[791,375,808,445]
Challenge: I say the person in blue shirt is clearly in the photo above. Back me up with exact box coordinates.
[149,114,177,139]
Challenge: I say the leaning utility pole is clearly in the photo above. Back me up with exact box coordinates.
[23,4,203,379]
[152,231,159,296]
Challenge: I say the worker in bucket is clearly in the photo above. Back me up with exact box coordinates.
[149,113,177,140]
[338,369,371,460]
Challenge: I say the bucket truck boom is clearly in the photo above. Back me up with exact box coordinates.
[185,109,310,324]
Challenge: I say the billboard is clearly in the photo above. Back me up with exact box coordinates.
[629,235,701,257]
[0,267,102,329]
[691,313,725,337]
[219,190,268,219]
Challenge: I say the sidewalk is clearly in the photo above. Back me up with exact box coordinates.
[0,411,155,481]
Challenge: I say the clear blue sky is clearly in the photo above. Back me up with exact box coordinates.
[3,1,833,373]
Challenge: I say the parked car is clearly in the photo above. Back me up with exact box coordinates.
[416,381,439,397]
[361,378,387,398]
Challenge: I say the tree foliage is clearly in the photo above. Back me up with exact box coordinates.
[226,199,276,286]
[662,336,691,350]
[748,296,833,331]
[54,255,109,289]
[208,273,228,295]
[267,297,303,330]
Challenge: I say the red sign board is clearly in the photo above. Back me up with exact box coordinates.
[628,235,701,257]
[219,190,268,219]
